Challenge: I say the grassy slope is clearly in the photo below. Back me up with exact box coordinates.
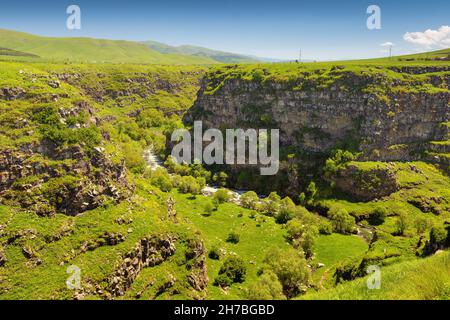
[172,191,290,299]
[141,40,260,64]
[0,29,217,65]
[304,251,450,300]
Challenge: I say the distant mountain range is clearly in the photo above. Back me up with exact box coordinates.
[140,40,281,63]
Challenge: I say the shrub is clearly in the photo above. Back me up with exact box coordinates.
[430,226,448,248]
[286,219,305,243]
[263,248,310,299]
[122,143,146,174]
[275,207,294,224]
[306,182,318,203]
[150,168,173,192]
[208,246,221,260]
[240,191,259,210]
[213,171,228,187]
[177,176,201,195]
[394,210,409,236]
[213,189,231,204]
[203,201,216,216]
[247,270,286,300]
[213,274,233,287]
[414,216,431,235]
[261,192,281,216]
[226,232,240,244]
[318,220,333,235]
[328,208,355,234]
[214,257,246,286]
[286,220,318,258]
[370,207,387,225]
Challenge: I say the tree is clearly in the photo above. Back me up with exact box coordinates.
[306,182,318,203]
[240,191,259,210]
[214,257,247,287]
[150,168,173,192]
[298,192,306,205]
[261,192,281,216]
[285,220,318,258]
[394,210,409,236]
[263,248,310,299]
[328,208,355,234]
[213,171,228,187]
[177,176,201,196]
[295,226,318,259]
[247,270,286,300]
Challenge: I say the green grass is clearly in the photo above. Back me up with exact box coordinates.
[311,234,368,287]
[303,251,450,300]
[0,29,217,65]
[172,191,291,299]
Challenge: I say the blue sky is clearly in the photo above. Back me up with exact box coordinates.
[0,0,449,60]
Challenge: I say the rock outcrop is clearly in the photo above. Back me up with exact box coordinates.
[187,66,450,162]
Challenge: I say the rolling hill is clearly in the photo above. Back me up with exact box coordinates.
[0,29,217,65]
[141,40,268,63]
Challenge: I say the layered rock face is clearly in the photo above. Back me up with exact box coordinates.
[188,66,450,163]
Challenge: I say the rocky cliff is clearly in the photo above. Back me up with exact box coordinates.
[188,64,450,164]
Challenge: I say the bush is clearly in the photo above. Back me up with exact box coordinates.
[213,274,233,287]
[318,220,333,235]
[275,207,294,224]
[247,270,286,300]
[214,257,246,287]
[226,232,240,244]
[285,220,318,258]
[208,246,221,260]
[328,208,355,234]
[261,192,281,216]
[429,226,448,249]
[150,168,173,192]
[263,248,310,299]
[370,207,387,225]
[177,176,201,195]
[213,189,231,204]
[240,191,259,210]
[203,201,216,216]
[414,216,431,235]
[306,182,318,203]
[394,210,409,236]
[213,171,228,187]
[122,143,146,174]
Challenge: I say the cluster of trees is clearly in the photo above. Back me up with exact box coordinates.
[149,168,206,196]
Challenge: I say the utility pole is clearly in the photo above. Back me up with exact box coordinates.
[299,49,302,63]
[389,45,392,58]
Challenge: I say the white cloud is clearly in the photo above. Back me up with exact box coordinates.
[403,25,450,48]
[381,42,394,47]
